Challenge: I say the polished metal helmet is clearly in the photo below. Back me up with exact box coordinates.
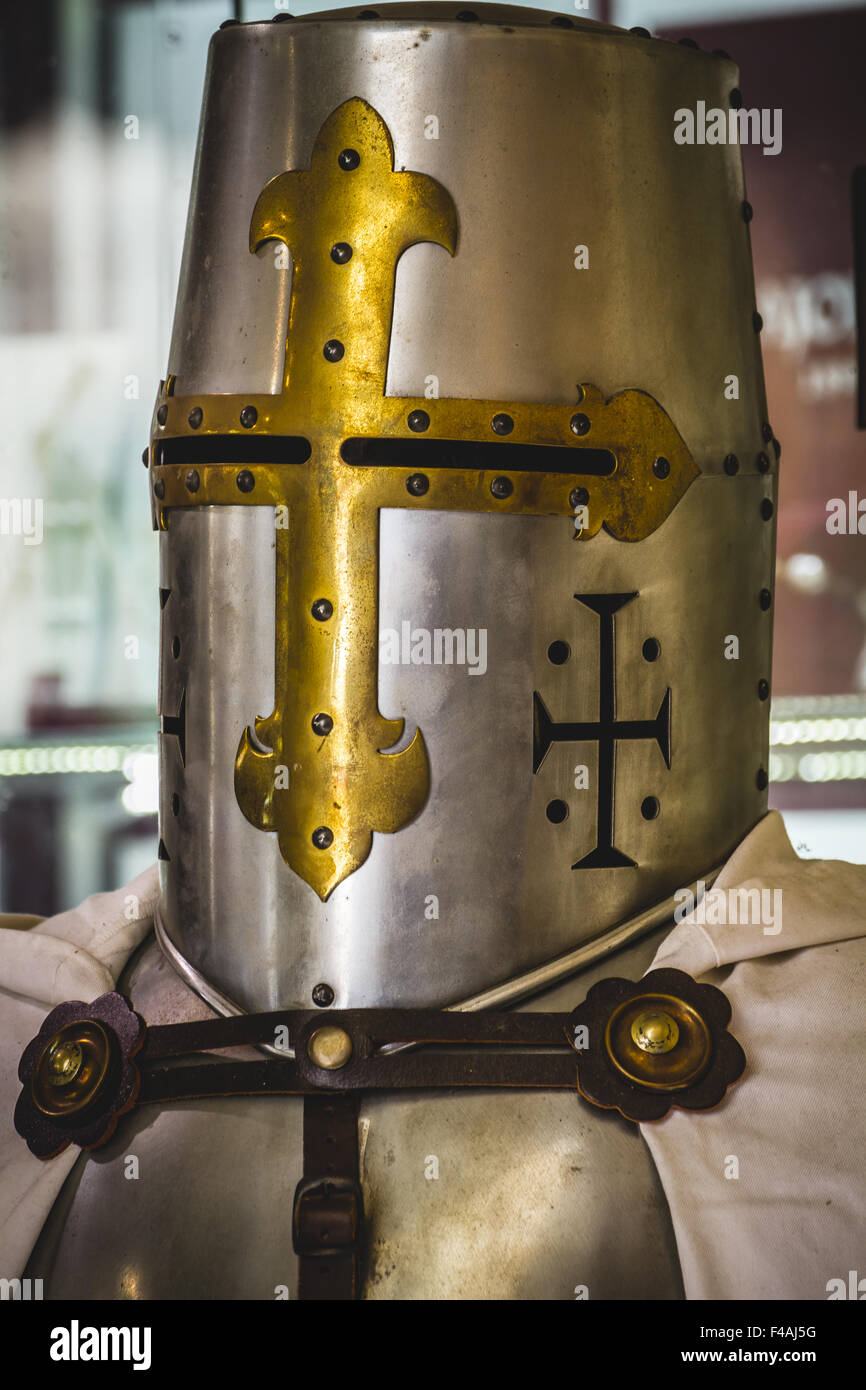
[149,4,776,1018]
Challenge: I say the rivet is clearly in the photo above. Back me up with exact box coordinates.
[631,1009,679,1054]
[642,638,660,662]
[338,148,360,171]
[723,454,740,475]
[679,37,699,49]
[331,242,353,264]
[772,438,782,461]
[729,87,742,107]
[406,473,429,497]
[240,405,258,428]
[312,827,334,850]
[550,15,573,26]
[756,768,768,791]
[311,598,333,622]
[757,451,770,473]
[273,12,293,21]
[547,640,570,665]
[760,498,774,521]
[237,470,255,493]
[546,799,569,824]
[456,10,478,19]
[323,339,344,362]
[629,25,651,36]
[356,9,379,18]
[742,201,754,222]
[141,448,149,467]
[307,1026,353,1071]
[569,486,589,509]
[156,405,167,426]
[490,476,513,499]
[312,982,335,1008]
[408,409,430,433]
[753,311,763,333]
[570,413,591,436]
[312,712,333,737]
[153,478,165,500]
[653,456,670,479]
[185,470,200,493]
[188,407,203,429]
[761,421,773,442]
[759,588,772,611]
[641,796,660,820]
[219,18,239,27]
[491,413,514,435]
[758,679,770,701]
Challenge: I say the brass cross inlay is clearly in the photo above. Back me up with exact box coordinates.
[149,98,699,901]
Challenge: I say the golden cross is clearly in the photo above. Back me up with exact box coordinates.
[150,99,698,901]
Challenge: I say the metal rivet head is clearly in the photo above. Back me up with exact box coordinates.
[312,826,334,850]
[758,679,770,701]
[742,201,753,222]
[338,148,360,170]
[570,413,591,436]
[188,407,203,429]
[240,405,258,428]
[569,486,589,509]
[641,796,660,820]
[312,712,333,737]
[323,339,344,362]
[772,437,782,461]
[491,413,514,435]
[312,983,335,1008]
[490,476,513,499]
[753,311,763,333]
[331,242,352,264]
[631,1009,679,1054]
[185,470,200,493]
[407,409,430,433]
[679,36,699,49]
[761,421,773,442]
[550,15,574,26]
[724,453,740,475]
[311,598,333,622]
[46,1038,84,1087]
[642,637,660,662]
[760,498,774,520]
[406,472,429,497]
[236,470,255,493]
[153,478,165,500]
[653,456,670,479]
[307,1026,353,1071]
[629,25,650,36]
[141,448,149,467]
[456,10,478,19]
[156,405,168,426]
[757,451,771,473]
[760,588,772,611]
[756,767,769,791]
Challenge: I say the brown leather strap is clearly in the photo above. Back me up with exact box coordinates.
[293,1094,363,1301]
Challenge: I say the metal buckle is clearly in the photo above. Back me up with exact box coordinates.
[292,1176,364,1257]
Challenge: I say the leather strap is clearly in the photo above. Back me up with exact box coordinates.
[293,1094,363,1301]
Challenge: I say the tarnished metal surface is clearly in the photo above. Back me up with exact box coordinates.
[152,9,773,1014]
[25,924,684,1301]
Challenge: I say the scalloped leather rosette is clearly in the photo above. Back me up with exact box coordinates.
[15,991,145,1159]
[565,966,746,1123]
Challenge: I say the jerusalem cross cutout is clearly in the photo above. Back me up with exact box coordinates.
[149,98,697,900]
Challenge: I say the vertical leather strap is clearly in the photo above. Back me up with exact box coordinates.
[292,1093,364,1300]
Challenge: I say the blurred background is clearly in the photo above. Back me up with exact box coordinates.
[0,0,863,915]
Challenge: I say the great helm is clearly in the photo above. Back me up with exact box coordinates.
[149,5,776,1017]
